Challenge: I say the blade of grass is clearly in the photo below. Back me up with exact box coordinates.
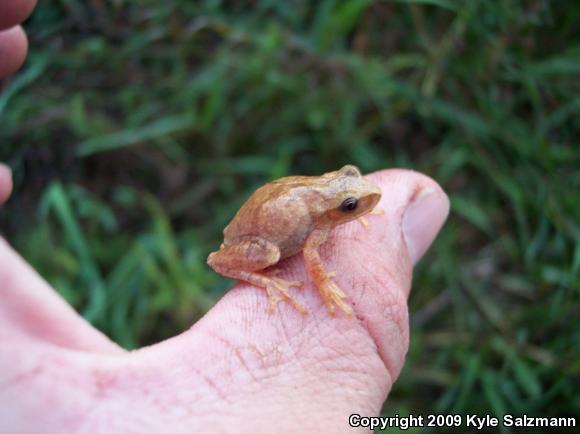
[40,182,107,323]
[77,113,195,156]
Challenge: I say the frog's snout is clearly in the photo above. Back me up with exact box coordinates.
[370,183,382,197]
[365,181,382,205]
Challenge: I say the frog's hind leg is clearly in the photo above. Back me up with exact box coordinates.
[207,239,308,315]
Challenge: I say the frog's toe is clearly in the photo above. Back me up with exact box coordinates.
[265,278,308,315]
[371,207,385,216]
[358,207,384,228]
[287,279,305,289]
[265,286,284,313]
[270,276,304,289]
[319,281,354,318]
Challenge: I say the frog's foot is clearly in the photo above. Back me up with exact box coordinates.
[265,276,308,315]
[317,276,354,318]
[359,207,384,228]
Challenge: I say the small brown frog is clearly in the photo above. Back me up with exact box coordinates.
[207,165,381,316]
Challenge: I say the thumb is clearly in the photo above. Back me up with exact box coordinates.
[132,168,449,431]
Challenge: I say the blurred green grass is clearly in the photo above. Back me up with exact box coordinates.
[1,0,579,428]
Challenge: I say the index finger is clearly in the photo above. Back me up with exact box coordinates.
[0,0,37,30]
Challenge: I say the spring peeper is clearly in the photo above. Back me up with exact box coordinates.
[207,165,381,317]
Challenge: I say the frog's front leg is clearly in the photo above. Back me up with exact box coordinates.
[207,238,308,315]
[303,229,354,317]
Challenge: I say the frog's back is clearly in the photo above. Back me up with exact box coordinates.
[223,176,318,257]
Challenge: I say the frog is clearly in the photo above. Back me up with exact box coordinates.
[207,165,382,317]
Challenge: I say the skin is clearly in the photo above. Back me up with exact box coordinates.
[0,164,449,432]
[0,0,36,78]
[208,165,382,317]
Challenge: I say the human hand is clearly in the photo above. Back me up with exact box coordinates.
[0,0,36,78]
[0,163,449,433]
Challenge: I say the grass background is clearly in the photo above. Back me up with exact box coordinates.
[1,0,579,430]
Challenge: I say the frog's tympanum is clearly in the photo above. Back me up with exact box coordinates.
[207,165,382,317]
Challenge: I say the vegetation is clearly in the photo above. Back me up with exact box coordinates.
[1,0,578,429]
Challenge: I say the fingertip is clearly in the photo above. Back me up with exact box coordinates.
[402,183,450,264]
[0,163,13,204]
[0,26,28,78]
[367,168,449,265]
[0,0,37,30]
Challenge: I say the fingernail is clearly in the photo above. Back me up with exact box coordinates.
[402,187,450,265]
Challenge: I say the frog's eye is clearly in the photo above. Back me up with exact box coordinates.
[340,197,358,212]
